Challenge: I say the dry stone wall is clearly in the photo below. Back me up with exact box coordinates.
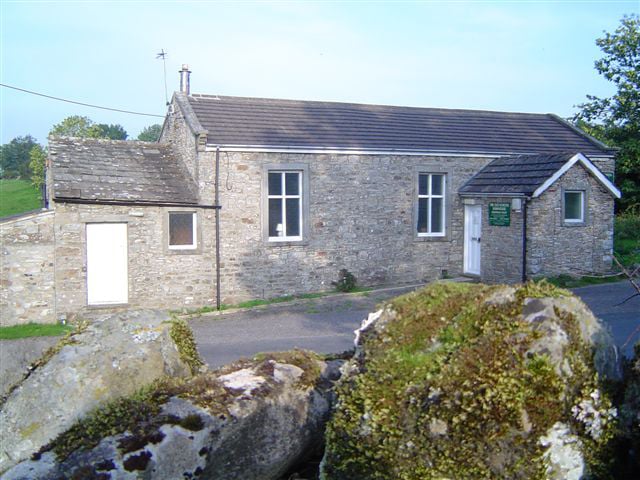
[471,198,526,284]
[0,211,56,326]
[527,164,614,277]
[53,202,217,320]
[159,100,199,189]
[212,151,491,303]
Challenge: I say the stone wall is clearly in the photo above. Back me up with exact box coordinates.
[527,163,614,277]
[160,100,199,189]
[213,151,492,303]
[470,198,526,284]
[160,96,216,205]
[0,211,56,326]
[52,202,217,319]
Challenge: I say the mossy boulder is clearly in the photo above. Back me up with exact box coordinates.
[617,343,640,475]
[0,310,197,473]
[321,282,621,480]
[3,350,340,480]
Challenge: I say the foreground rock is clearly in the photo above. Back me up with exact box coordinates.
[321,281,621,480]
[4,350,341,480]
[618,343,640,475]
[0,310,196,473]
[0,336,59,400]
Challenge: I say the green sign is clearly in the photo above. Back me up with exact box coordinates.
[488,203,511,226]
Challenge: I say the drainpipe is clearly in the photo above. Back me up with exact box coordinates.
[522,198,528,283]
[215,146,221,310]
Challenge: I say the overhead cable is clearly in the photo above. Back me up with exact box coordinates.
[0,83,164,118]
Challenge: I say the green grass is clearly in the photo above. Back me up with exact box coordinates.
[614,212,640,268]
[0,322,73,340]
[544,273,624,289]
[0,179,41,217]
[183,286,375,316]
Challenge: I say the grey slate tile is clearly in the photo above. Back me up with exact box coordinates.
[187,94,613,156]
[49,137,199,205]
[459,152,577,195]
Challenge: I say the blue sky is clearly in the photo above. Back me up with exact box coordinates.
[1,0,637,144]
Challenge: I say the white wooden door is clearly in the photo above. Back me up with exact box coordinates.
[86,223,128,305]
[464,205,482,276]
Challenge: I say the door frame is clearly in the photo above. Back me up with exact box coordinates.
[86,222,129,305]
[463,204,482,276]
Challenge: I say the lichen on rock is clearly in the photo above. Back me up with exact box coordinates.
[321,281,621,480]
[2,349,340,480]
[0,310,195,473]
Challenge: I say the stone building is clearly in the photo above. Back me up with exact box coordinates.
[0,67,621,325]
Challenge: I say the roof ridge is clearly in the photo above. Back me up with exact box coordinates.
[188,93,552,117]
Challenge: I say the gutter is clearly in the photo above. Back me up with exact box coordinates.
[204,144,617,159]
[204,144,523,158]
[53,198,220,209]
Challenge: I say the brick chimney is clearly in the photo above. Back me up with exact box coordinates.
[179,64,191,95]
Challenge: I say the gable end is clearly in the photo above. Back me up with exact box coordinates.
[532,153,621,199]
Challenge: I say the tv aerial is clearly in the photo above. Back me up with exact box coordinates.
[156,49,169,105]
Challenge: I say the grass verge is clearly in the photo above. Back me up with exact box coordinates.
[0,322,74,340]
[0,179,41,217]
[544,273,624,289]
[182,287,374,316]
[615,212,640,268]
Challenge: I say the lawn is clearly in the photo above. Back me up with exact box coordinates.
[615,211,640,268]
[0,179,41,217]
[0,322,73,340]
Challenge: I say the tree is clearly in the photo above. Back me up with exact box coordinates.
[0,135,39,179]
[574,14,640,212]
[29,144,47,191]
[137,124,162,142]
[49,115,96,138]
[50,116,128,140]
[92,124,128,140]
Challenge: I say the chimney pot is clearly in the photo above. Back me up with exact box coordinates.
[179,64,191,95]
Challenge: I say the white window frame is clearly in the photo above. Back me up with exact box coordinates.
[417,173,446,237]
[168,211,197,250]
[268,170,303,242]
[563,190,585,224]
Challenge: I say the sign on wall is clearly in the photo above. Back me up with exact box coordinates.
[488,203,511,226]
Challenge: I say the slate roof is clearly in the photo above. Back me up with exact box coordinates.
[49,137,199,205]
[186,94,614,156]
[459,152,578,196]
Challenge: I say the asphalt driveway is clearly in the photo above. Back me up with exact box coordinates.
[573,281,639,358]
[189,281,640,368]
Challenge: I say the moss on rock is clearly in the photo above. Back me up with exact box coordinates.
[322,281,618,480]
[37,349,325,463]
[169,317,204,375]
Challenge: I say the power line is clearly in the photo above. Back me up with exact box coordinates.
[0,83,165,118]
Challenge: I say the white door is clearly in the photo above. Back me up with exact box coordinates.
[464,205,482,276]
[86,223,128,305]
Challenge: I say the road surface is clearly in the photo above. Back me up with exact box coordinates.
[190,281,639,368]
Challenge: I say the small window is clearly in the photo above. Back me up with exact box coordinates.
[169,212,197,249]
[268,171,302,241]
[564,191,584,223]
[417,173,446,236]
